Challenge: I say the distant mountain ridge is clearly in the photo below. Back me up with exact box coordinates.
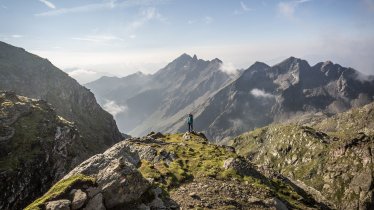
[86,53,236,136]
[88,54,374,141]
[184,56,374,141]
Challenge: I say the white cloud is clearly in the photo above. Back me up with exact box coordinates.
[354,71,374,83]
[250,89,275,98]
[1,5,7,9]
[105,0,118,9]
[38,0,56,9]
[234,1,253,15]
[72,35,124,43]
[240,1,251,11]
[11,34,24,38]
[187,20,194,24]
[128,7,164,31]
[35,0,168,17]
[103,100,127,117]
[67,68,103,84]
[129,34,137,39]
[277,0,311,19]
[219,62,239,76]
[203,16,213,24]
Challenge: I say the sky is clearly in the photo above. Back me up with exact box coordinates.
[1,0,374,84]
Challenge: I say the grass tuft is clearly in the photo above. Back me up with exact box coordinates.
[25,174,95,210]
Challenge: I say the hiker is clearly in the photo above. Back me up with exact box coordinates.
[187,113,193,132]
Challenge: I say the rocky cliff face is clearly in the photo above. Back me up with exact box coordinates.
[27,132,329,210]
[229,102,374,209]
[0,91,85,210]
[0,41,122,156]
[192,57,374,141]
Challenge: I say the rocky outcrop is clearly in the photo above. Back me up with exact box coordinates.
[28,132,329,210]
[0,91,85,210]
[229,102,374,209]
[0,41,122,209]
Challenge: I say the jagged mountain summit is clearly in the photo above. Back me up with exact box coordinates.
[183,57,374,141]
[88,55,374,142]
[0,41,122,155]
[229,101,374,209]
[26,132,329,210]
[86,53,236,136]
[0,91,85,210]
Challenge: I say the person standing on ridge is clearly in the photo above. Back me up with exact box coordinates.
[187,113,194,132]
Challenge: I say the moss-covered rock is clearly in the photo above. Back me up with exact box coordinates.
[25,174,95,210]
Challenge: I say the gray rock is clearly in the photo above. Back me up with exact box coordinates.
[83,193,105,210]
[183,132,192,140]
[62,140,151,209]
[71,189,87,209]
[149,197,166,209]
[45,199,71,210]
[223,158,235,169]
[265,198,288,210]
[86,187,100,198]
[138,203,151,210]
[247,196,262,204]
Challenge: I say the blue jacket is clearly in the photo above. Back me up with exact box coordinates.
[187,115,193,124]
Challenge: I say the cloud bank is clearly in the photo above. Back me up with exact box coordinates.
[39,0,56,9]
[35,0,167,16]
[219,62,239,76]
[250,89,275,98]
[103,100,127,117]
[67,68,103,84]
[277,0,311,19]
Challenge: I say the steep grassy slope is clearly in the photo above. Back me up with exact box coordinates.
[229,102,374,209]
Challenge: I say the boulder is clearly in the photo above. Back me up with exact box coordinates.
[62,141,151,209]
[83,193,105,210]
[45,199,71,210]
[183,132,192,140]
[71,189,87,209]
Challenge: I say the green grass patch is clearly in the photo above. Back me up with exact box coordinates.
[138,133,238,189]
[25,174,95,210]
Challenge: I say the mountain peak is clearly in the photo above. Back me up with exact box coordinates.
[177,53,193,60]
[275,56,310,71]
[211,58,222,63]
[281,56,302,63]
[250,61,270,69]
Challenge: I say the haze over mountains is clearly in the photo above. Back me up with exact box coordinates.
[1,40,374,209]
[87,54,374,141]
